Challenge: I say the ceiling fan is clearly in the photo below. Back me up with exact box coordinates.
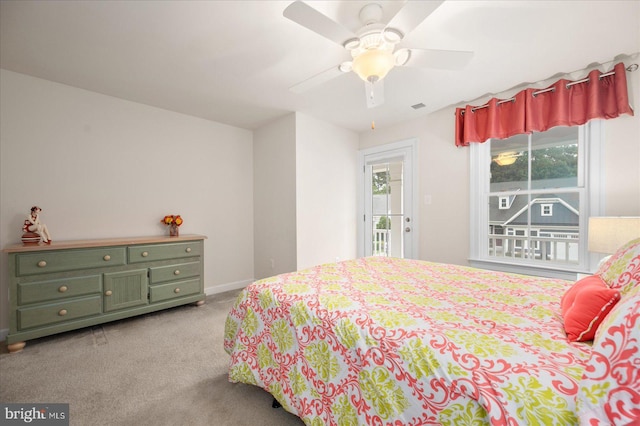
[283,0,474,108]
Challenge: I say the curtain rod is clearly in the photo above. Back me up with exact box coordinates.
[462,63,638,114]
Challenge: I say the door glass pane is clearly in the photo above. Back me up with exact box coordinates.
[372,215,390,256]
[372,165,390,216]
[387,161,403,216]
[370,160,404,258]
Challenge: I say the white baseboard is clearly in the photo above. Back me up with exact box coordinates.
[1,279,256,344]
[204,278,254,296]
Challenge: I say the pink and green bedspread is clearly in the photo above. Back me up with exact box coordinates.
[223,257,593,425]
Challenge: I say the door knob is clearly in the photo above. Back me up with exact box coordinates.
[405,227,411,232]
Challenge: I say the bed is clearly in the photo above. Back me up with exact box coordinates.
[224,239,640,425]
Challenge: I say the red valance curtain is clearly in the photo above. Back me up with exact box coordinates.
[455,62,634,147]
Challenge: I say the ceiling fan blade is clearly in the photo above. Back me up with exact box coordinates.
[404,48,474,70]
[289,65,344,93]
[365,80,385,108]
[386,0,444,38]
[283,1,357,46]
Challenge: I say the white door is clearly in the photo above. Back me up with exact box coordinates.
[358,139,417,259]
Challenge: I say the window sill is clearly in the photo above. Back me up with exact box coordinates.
[468,258,587,281]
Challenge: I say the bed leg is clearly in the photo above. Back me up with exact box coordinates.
[272,398,282,409]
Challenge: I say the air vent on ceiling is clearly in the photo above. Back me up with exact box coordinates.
[411,103,426,110]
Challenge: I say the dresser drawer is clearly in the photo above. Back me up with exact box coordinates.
[16,248,126,276]
[17,295,102,330]
[149,278,200,303]
[19,275,101,305]
[149,261,200,284]
[128,242,201,263]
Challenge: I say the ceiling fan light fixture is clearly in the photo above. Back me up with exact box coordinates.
[382,27,403,44]
[359,3,383,26]
[394,48,411,66]
[343,38,361,50]
[352,48,395,83]
[339,61,353,73]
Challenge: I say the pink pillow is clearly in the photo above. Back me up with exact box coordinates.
[561,275,620,341]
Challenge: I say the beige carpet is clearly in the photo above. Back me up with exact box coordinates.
[0,290,304,426]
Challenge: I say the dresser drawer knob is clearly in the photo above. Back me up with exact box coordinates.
[58,309,68,316]
[103,255,111,261]
[37,260,47,268]
[58,285,68,293]
[174,270,180,275]
[185,247,192,253]
[105,290,113,296]
[174,288,181,294]
[141,251,149,257]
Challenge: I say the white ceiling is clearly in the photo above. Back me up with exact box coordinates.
[1,0,639,133]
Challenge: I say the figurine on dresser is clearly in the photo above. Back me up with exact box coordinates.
[22,206,52,244]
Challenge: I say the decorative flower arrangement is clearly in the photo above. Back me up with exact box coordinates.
[162,215,183,227]
[162,215,183,236]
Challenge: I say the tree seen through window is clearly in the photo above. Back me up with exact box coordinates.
[491,144,578,183]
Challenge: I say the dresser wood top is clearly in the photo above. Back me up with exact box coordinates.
[3,234,207,253]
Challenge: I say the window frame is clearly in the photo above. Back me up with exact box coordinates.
[469,121,604,279]
[541,204,553,216]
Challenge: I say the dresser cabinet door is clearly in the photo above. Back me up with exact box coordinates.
[103,269,148,312]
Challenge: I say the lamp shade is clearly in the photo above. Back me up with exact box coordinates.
[352,48,395,83]
[588,216,640,254]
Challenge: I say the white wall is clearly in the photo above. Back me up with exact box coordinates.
[603,69,640,216]
[295,113,359,269]
[358,68,640,266]
[253,113,297,280]
[0,70,255,331]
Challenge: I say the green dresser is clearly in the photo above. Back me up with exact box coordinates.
[4,235,206,353]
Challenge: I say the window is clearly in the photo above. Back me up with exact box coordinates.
[499,196,511,209]
[470,123,603,275]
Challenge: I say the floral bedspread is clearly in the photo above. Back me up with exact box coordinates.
[224,257,592,425]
